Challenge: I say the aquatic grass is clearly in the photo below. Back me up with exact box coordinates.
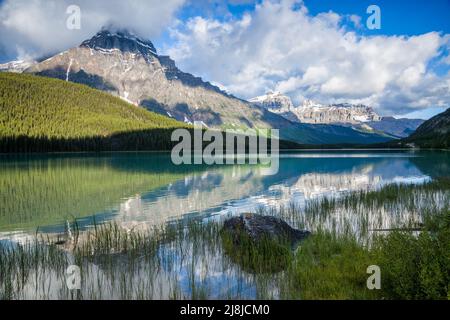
[279,227,380,300]
[1,180,449,300]
[221,227,294,274]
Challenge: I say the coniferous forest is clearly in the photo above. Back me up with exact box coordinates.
[0,73,186,152]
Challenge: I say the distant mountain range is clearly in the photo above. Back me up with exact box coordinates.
[250,91,424,138]
[0,28,417,145]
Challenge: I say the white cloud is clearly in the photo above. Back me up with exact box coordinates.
[0,0,185,60]
[167,0,450,116]
[348,14,362,29]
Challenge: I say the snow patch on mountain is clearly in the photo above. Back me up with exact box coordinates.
[250,92,381,125]
[0,60,36,73]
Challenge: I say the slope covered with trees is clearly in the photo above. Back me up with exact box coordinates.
[0,73,186,152]
[405,108,450,149]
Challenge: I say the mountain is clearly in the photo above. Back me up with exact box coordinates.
[404,108,450,148]
[2,28,392,145]
[250,92,426,138]
[0,72,185,152]
[249,91,294,114]
[250,92,381,124]
[23,29,281,129]
[0,60,35,73]
[368,117,424,138]
[293,101,382,124]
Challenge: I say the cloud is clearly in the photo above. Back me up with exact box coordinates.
[166,0,450,116]
[0,0,185,61]
[348,14,362,29]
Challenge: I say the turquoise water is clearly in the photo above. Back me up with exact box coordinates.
[0,150,448,240]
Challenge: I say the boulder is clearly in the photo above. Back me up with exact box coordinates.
[222,213,310,247]
[221,213,310,273]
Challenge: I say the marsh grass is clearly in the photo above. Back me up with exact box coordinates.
[1,179,449,300]
[221,229,293,274]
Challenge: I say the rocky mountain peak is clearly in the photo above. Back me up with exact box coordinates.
[249,91,294,114]
[80,29,157,61]
[300,99,322,108]
[0,60,36,73]
[251,92,383,125]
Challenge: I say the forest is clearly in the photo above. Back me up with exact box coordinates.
[0,73,185,152]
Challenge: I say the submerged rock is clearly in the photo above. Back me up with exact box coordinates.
[222,213,310,247]
[221,213,310,273]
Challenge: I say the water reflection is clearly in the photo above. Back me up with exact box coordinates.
[0,151,448,239]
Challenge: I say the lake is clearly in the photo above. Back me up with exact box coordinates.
[1,150,448,242]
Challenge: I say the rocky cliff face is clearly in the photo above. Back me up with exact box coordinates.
[249,91,294,114]
[251,92,381,125]
[250,92,425,138]
[294,103,382,124]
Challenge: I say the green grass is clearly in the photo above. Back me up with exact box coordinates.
[283,229,378,299]
[373,211,450,299]
[0,180,449,300]
[279,208,449,300]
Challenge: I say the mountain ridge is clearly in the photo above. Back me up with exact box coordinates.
[250,91,424,138]
[1,28,394,145]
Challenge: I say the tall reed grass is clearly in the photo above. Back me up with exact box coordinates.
[1,179,448,300]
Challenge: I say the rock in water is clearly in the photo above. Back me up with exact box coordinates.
[223,213,310,247]
[221,214,310,273]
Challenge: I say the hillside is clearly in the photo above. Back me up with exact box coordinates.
[367,117,424,138]
[0,72,185,152]
[405,108,450,148]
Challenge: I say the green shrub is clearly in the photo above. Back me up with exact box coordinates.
[374,209,449,299]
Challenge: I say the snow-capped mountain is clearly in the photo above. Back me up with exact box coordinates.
[0,60,36,73]
[250,92,425,137]
[249,91,294,114]
[23,29,283,128]
[0,28,396,145]
[80,29,157,62]
[294,103,382,124]
[251,92,381,124]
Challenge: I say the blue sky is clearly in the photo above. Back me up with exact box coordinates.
[1,0,449,119]
[154,0,450,47]
[304,0,450,35]
[171,0,450,36]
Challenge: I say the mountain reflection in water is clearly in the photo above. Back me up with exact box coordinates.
[0,151,448,240]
